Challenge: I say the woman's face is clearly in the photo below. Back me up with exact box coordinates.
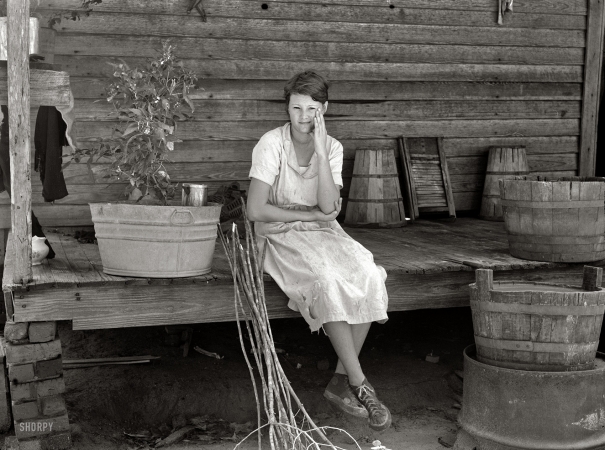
[287,93,327,136]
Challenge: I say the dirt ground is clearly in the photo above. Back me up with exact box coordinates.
[0,307,473,450]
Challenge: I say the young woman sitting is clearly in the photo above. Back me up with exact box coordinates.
[247,70,391,431]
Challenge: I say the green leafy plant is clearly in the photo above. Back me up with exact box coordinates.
[72,41,198,205]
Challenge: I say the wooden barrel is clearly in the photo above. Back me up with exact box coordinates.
[479,147,528,221]
[344,148,406,228]
[470,267,605,371]
[500,176,605,262]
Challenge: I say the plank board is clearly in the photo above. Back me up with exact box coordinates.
[74,119,581,142]
[0,138,393,163]
[0,204,92,228]
[234,0,588,16]
[446,154,578,175]
[0,66,71,107]
[4,218,601,329]
[37,0,590,16]
[73,99,582,122]
[56,56,583,83]
[579,0,605,175]
[445,136,579,157]
[7,0,33,284]
[66,262,605,329]
[70,78,583,101]
[8,155,576,188]
[54,35,585,67]
[49,14,587,48]
[2,136,581,165]
[36,0,588,29]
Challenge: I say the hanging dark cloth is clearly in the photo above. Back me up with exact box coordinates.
[0,105,66,259]
[0,105,9,195]
[34,106,69,202]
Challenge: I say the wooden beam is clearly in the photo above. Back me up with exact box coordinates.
[8,264,599,329]
[0,65,71,107]
[579,0,605,176]
[7,0,32,284]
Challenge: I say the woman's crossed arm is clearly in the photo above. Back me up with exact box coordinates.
[246,178,341,223]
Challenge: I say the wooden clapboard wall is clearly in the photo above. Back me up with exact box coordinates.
[0,0,598,227]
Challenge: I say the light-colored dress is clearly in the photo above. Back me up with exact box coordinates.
[249,123,389,332]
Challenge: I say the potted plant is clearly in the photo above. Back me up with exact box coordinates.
[71,41,222,278]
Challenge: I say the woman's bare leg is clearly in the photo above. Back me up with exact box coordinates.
[334,323,371,379]
[323,321,368,386]
[323,321,391,430]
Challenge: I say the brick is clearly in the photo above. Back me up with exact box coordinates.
[35,358,62,380]
[15,413,70,439]
[10,378,66,403]
[12,401,40,421]
[39,396,66,417]
[4,322,29,343]
[28,323,57,344]
[18,432,72,450]
[12,395,66,422]
[9,363,36,384]
[5,340,61,365]
[10,382,35,402]
[4,337,30,346]
[8,358,62,385]
[35,379,66,400]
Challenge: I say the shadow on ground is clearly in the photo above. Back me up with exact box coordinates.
[1,307,475,449]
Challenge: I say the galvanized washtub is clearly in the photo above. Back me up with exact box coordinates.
[90,202,222,278]
[455,345,605,450]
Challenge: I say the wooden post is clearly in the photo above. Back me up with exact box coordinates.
[582,266,603,291]
[7,0,32,284]
[475,269,493,302]
[579,0,605,176]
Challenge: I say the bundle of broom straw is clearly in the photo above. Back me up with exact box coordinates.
[218,199,360,450]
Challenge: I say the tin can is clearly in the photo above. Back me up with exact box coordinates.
[182,183,208,206]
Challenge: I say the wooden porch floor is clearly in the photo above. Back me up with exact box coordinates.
[3,218,602,330]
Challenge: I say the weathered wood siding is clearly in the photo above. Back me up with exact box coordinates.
[0,0,588,225]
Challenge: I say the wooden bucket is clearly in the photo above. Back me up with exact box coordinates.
[344,148,406,228]
[470,267,605,371]
[500,176,605,262]
[479,146,528,221]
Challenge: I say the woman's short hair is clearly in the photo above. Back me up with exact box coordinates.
[284,70,329,108]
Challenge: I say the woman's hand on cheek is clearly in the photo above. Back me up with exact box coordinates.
[313,108,329,159]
